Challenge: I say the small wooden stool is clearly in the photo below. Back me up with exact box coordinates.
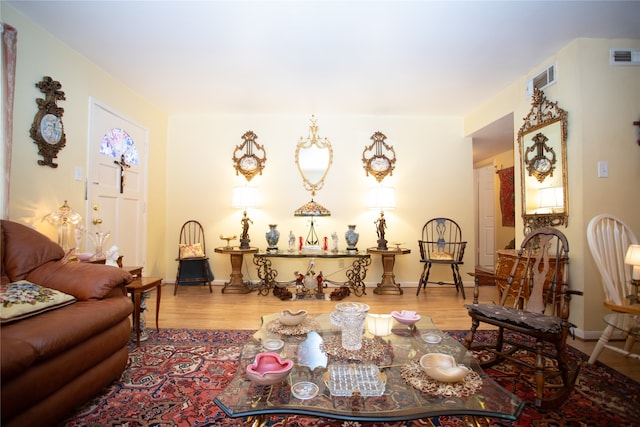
[126,277,162,346]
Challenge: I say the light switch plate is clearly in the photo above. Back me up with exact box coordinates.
[74,166,83,181]
[597,161,608,178]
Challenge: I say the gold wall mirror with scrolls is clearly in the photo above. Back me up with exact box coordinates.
[233,130,266,182]
[362,131,396,183]
[518,88,569,234]
[295,115,333,197]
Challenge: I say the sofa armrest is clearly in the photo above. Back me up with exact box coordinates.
[25,261,132,301]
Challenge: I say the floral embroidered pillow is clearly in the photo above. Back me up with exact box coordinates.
[1,280,76,324]
[179,243,205,258]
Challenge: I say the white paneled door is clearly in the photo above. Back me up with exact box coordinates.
[475,164,495,269]
[87,99,148,266]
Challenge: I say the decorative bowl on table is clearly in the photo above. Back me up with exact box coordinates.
[391,310,421,327]
[76,252,93,261]
[279,309,308,326]
[263,338,284,351]
[246,352,294,385]
[419,353,470,383]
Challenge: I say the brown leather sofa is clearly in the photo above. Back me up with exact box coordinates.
[1,220,134,427]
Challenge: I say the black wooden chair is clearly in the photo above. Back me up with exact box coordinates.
[464,227,583,409]
[416,218,466,298]
[174,220,214,295]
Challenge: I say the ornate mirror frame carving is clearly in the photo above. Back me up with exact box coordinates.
[233,130,266,182]
[518,88,569,234]
[295,115,333,197]
[30,76,66,168]
[362,131,396,183]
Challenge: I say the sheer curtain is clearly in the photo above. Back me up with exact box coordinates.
[2,23,17,220]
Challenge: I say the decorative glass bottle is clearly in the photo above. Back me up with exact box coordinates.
[265,224,280,251]
[345,225,359,251]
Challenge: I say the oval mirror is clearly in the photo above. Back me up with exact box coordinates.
[295,116,333,196]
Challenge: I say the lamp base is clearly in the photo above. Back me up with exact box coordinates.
[239,238,251,250]
[377,238,388,250]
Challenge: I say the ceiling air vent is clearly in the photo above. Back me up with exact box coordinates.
[526,64,556,96]
[610,48,640,65]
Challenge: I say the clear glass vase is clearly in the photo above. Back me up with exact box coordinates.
[330,302,370,350]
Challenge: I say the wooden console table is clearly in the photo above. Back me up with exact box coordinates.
[367,247,411,295]
[253,251,371,297]
[214,247,258,294]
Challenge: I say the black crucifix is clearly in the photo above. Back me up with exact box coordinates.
[114,154,130,193]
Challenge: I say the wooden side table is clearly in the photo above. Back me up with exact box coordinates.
[126,277,162,346]
[367,247,411,295]
[123,265,143,280]
[214,247,258,294]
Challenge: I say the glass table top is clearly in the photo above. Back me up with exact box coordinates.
[213,312,524,422]
[603,312,640,336]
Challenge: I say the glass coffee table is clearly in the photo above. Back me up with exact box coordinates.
[214,313,524,424]
[588,312,640,363]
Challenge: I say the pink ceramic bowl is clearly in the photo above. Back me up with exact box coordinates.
[76,252,93,261]
[246,352,294,385]
[391,310,421,326]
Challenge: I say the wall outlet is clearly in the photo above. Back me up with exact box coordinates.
[597,161,608,178]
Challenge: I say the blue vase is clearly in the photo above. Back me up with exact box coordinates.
[345,225,359,251]
[266,224,280,250]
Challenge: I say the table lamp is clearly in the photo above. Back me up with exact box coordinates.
[368,186,395,250]
[43,200,82,251]
[536,186,563,214]
[624,244,640,303]
[294,199,330,248]
[232,185,258,249]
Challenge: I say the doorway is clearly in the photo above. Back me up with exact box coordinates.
[87,99,148,266]
[475,164,496,269]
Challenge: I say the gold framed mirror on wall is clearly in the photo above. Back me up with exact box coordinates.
[295,115,333,197]
[518,88,568,234]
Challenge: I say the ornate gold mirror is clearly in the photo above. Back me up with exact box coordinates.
[233,130,266,182]
[518,88,568,233]
[295,115,333,197]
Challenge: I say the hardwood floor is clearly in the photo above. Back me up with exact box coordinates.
[142,283,640,382]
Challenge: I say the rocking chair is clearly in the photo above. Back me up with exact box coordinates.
[464,227,583,409]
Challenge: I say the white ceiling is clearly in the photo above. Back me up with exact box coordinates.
[7,1,640,159]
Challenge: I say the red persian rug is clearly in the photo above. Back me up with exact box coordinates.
[60,329,640,427]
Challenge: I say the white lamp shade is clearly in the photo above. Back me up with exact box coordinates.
[232,186,259,209]
[538,186,563,209]
[367,187,396,210]
[624,244,640,280]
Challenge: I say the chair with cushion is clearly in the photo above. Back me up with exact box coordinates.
[174,220,214,295]
[416,218,466,298]
[464,227,583,409]
[586,214,639,364]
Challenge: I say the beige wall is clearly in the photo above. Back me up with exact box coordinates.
[4,5,168,277]
[165,115,475,286]
[466,38,640,337]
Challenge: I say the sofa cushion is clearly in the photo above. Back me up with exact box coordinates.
[26,262,132,300]
[1,220,64,281]
[1,297,133,364]
[1,281,76,324]
[0,337,36,381]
